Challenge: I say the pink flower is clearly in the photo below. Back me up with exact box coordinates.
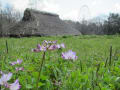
[52,40,57,44]
[60,43,65,48]
[16,67,24,72]
[0,71,3,74]
[10,59,23,66]
[37,44,41,49]
[0,72,12,86]
[32,48,40,52]
[32,41,65,52]
[62,50,78,61]
[17,59,23,64]
[0,73,21,90]
[32,44,41,52]
[37,44,47,51]
[56,44,61,49]
[56,43,65,49]
[40,45,47,51]
[10,62,17,66]
[32,44,46,52]
[48,45,57,50]
[9,79,21,90]
[43,40,57,44]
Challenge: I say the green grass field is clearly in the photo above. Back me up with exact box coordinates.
[0,35,120,90]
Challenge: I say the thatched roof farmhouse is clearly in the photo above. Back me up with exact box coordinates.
[9,8,81,37]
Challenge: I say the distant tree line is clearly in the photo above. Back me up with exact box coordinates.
[103,13,120,34]
[0,6,22,36]
[65,13,120,35]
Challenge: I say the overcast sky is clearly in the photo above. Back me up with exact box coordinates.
[0,0,120,21]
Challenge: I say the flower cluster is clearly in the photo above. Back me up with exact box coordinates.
[0,72,21,90]
[0,59,23,89]
[10,59,24,72]
[0,70,3,74]
[56,43,65,49]
[62,50,78,61]
[32,40,65,52]
[10,59,23,66]
[16,67,24,72]
[33,40,77,61]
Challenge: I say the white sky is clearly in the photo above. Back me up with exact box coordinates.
[1,0,120,21]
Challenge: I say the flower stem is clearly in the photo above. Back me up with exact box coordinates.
[36,51,46,90]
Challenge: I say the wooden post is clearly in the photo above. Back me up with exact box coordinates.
[109,46,112,66]
[6,40,8,54]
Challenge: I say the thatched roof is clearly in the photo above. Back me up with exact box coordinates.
[9,8,81,37]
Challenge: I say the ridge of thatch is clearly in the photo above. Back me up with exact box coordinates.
[9,8,81,37]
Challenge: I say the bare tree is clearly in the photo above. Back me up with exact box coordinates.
[0,2,3,36]
[0,4,22,36]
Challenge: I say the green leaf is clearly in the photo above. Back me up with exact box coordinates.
[40,75,48,80]
[32,72,39,78]
[38,82,44,87]
[26,84,33,89]
[28,66,35,71]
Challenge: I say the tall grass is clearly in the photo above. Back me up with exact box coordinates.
[0,35,120,90]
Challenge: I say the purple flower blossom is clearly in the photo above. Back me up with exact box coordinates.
[17,59,23,64]
[32,44,47,52]
[37,44,47,51]
[0,72,12,86]
[60,43,65,48]
[52,40,57,44]
[43,40,49,44]
[37,44,41,49]
[56,44,61,49]
[32,44,41,52]
[48,45,57,50]
[0,71,3,74]
[56,43,65,49]
[10,62,17,66]
[43,40,57,44]
[10,59,23,66]
[16,67,24,72]
[33,40,65,52]
[0,73,21,90]
[62,50,78,61]
[40,45,47,51]
[9,79,21,90]
[32,48,40,52]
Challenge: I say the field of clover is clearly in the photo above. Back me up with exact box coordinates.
[0,35,120,90]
